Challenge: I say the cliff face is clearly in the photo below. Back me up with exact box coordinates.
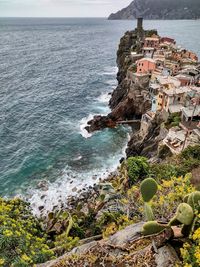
[126,113,168,159]
[108,0,200,20]
[85,26,170,159]
[85,28,157,134]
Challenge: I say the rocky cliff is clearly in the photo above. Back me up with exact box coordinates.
[108,0,200,20]
[85,27,164,159]
[85,28,157,135]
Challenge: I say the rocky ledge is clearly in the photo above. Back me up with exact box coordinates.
[38,222,180,267]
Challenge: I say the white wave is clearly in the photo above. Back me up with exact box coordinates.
[106,79,117,86]
[72,155,83,161]
[28,159,120,217]
[102,66,118,75]
[79,114,94,139]
[27,130,130,218]
[97,92,111,104]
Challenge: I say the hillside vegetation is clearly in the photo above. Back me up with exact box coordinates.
[0,145,200,266]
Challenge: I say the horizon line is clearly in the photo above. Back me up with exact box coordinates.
[0,16,108,18]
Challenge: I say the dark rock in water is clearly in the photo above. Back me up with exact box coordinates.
[37,180,49,191]
[92,175,98,181]
[85,115,116,133]
[108,0,200,20]
[72,187,77,193]
[38,206,44,211]
[119,157,125,164]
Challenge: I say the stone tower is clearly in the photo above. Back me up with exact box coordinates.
[137,17,143,32]
[136,17,144,53]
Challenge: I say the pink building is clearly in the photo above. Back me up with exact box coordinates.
[137,58,156,74]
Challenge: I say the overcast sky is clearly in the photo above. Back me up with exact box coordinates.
[0,0,131,17]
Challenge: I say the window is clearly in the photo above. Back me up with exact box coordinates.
[139,69,142,72]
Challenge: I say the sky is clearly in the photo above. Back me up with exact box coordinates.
[0,0,131,17]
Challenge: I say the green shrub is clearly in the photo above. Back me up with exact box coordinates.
[165,112,181,128]
[181,145,200,161]
[150,163,178,180]
[177,158,200,177]
[0,198,54,266]
[127,156,149,184]
[54,235,79,255]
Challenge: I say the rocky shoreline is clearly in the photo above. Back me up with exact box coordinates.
[35,25,158,217]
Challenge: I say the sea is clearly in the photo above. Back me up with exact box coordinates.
[0,18,200,215]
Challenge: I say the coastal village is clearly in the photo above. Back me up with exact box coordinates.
[127,18,200,154]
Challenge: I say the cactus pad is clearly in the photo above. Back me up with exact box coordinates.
[140,178,158,202]
[142,221,167,236]
[144,202,155,221]
[187,191,200,212]
[175,203,194,225]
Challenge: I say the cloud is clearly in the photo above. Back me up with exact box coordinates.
[0,0,131,17]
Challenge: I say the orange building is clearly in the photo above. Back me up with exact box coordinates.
[183,51,198,62]
[137,58,156,74]
[144,35,160,49]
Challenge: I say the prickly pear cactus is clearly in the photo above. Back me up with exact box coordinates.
[142,221,167,236]
[175,203,194,226]
[144,202,155,221]
[187,191,200,212]
[140,178,158,202]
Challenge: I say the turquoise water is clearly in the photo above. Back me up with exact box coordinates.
[0,18,200,213]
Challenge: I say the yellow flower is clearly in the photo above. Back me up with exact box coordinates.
[193,228,200,241]
[183,243,191,249]
[0,259,5,266]
[3,229,13,237]
[159,195,165,205]
[21,254,31,262]
[162,180,173,187]
[194,246,200,264]
[180,246,189,258]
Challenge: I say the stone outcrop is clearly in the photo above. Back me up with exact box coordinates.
[37,222,180,267]
[126,112,168,159]
[108,0,200,20]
